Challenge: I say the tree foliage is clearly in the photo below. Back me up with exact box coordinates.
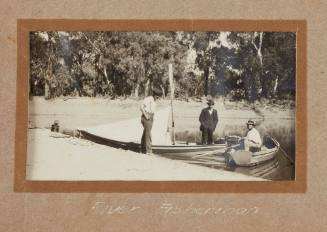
[221,32,296,101]
[29,31,296,102]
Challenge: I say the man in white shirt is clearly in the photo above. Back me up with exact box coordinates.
[244,120,262,152]
[140,88,161,154]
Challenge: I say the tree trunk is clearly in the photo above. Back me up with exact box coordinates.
[99,55,110,85]
[144,79,150,96]
[273,77,279,96]
[44,81,50,99]
[257,32,263,66]
[204,66,209,96]
[103,66,109,84]
[252,32,263,66]
[251,32,264,100]
[134,82,140,98]
[260,74,268,98]
[160,85,165,98]
[45,56,52,99]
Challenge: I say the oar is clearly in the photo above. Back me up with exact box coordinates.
[278,144,295,164]
[259,124,295,165]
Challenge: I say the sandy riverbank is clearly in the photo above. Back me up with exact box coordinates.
[27,129,264,181]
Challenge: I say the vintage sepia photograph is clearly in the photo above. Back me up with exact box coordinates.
[26,28,297,182]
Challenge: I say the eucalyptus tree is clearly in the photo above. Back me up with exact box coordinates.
[226,32,296,101]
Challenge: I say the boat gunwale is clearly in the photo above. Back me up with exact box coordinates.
[79,130,227,150]
[152,143,226,149]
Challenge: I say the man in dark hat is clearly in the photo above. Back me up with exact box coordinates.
[140,87,162,154]
[244,120,262,152]
[199,98,218,144]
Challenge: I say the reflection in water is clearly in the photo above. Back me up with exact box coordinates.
[173,118,295,180]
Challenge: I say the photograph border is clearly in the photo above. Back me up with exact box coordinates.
[15,19,307,193]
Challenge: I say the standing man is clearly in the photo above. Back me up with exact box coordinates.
[140,88,161,154]
[199,98,218,145]
[244,120,262,152]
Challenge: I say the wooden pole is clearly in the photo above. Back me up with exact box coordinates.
[168,64,175,145]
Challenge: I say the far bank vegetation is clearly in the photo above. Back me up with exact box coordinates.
[30,31,296,108]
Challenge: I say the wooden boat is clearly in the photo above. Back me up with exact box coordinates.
[79,130,280,169]
[79,129,227,157]
[79,129,279,167]
[224,136,280,167]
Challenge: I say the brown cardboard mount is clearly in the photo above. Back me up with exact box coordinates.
[15,20,307,193]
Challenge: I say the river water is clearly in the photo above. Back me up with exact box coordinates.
[173,117,295,181]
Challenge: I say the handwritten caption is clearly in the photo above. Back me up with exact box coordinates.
[91,201,259,216]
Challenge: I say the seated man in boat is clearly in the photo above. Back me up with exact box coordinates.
[199,97,218,145]
[244,120,262,152]
[140,87,162,154]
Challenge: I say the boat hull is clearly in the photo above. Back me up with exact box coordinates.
[153,143,227,157]
[80,130,279,167]
[80,130,227,157]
